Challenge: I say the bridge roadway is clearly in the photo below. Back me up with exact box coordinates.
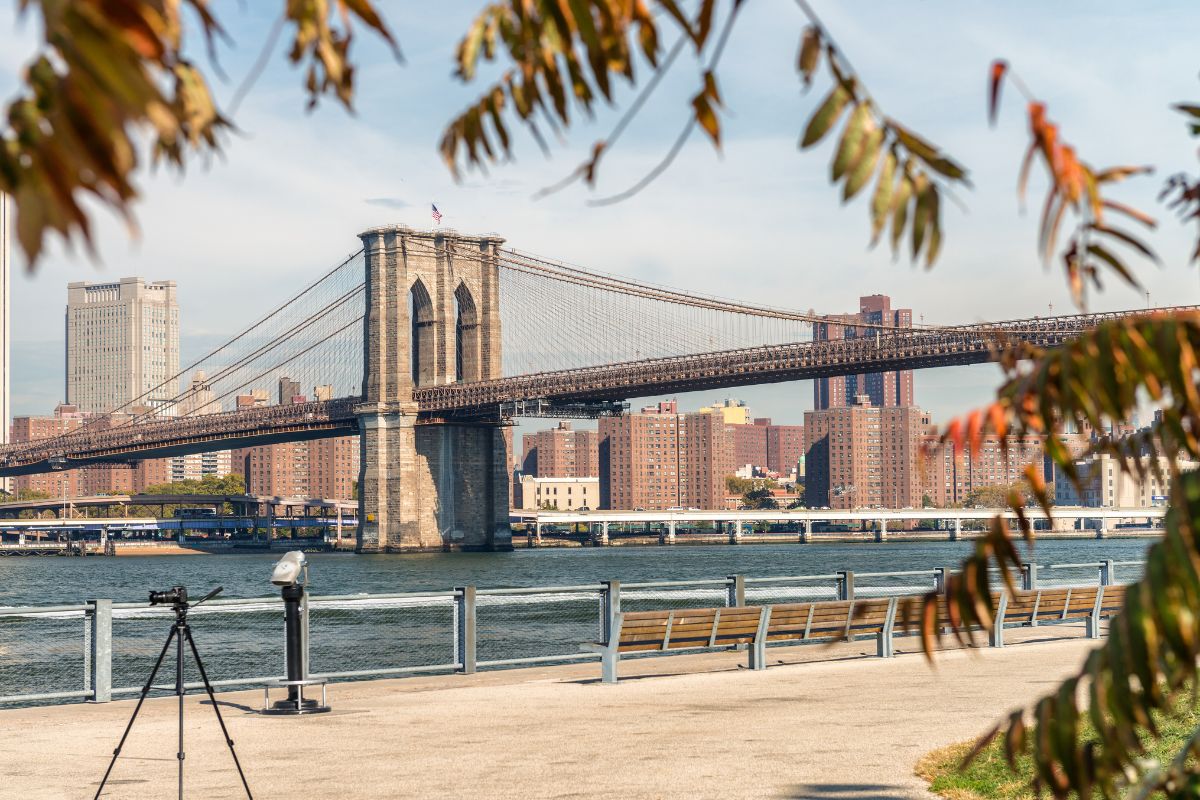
[0,306,1191,475]
[513,506,1166,525]
[516,506,1165,543]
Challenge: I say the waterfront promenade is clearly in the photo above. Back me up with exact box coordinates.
[2,626,1094,799]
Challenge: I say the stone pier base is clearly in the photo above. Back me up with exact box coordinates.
[357,409,512,552]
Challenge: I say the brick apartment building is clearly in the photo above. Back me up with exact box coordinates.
[803,397,930,509]
[922,433,1049,507]
[814,294,914,410]
[726,418,805,477]
[599,400,735,510]
[12,404,168,496]
[520,421,599,478]
[230,382,359,500]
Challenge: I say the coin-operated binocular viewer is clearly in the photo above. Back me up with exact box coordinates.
[262,551,330,715]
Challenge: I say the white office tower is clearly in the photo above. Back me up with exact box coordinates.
[65,277,179,413]
[0,195,9,494]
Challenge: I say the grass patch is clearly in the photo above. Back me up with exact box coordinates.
[916,703,1200,799]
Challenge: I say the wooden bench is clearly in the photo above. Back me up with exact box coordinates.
[581,598,897,684]
[1098,583,1126,621]
[754,598,897,667]
[992,585,1104,646]
[896,592,1005,647]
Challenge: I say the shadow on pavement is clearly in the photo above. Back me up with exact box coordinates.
[783,783,914,799]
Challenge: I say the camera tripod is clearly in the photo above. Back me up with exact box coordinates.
[93,587,253,800]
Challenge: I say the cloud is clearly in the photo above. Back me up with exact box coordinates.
[364,197,411,210]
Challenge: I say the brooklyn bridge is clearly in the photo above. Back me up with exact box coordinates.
[0,225,1183,552]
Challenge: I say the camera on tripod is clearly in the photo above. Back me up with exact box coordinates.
[148,586,188,607]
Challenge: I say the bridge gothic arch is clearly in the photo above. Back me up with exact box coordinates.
[409,278,436,387]
[454,281,481,383]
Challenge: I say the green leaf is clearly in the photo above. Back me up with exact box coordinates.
[1087,243,1141,289]
[831,102,871,181]
[869,149,897,245]
[890,166,913,254]
[843,126,883,201]
[1093,224,1159,262]
[924,185,942,267]
[800,83,851,149]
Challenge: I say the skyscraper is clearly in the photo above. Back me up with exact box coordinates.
[65,278,179,412]
[813,294,914,409]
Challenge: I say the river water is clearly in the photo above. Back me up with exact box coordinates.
[0,538,1154,606]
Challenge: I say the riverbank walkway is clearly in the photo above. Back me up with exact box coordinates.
[2,625,1095,799]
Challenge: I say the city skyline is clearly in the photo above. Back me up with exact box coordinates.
[2,2,1197,424]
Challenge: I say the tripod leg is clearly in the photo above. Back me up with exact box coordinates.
[93,626,177,800]
[176,621,185,800]
[184,626,254,800]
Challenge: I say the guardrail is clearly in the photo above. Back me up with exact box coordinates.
[0,558,1140,707]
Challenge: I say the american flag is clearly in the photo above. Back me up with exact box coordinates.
[431,204,442,224]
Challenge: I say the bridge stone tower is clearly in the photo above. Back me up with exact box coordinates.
[355,224,512,552]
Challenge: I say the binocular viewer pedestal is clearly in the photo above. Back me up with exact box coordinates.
[261,678,330,715]
[261,580,330,716]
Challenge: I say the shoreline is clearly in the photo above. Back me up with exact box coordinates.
[84,529,1162,556]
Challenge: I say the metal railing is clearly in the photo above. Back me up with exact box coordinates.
[0,558,1141,707]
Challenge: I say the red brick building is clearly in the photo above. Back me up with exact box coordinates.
[727,418,805,477]
[12,405,169,497]
[520,422,599,478]
[814,295,914,410]
[803,397,930,509]
[922,433,1047,507]
[599,401,735,510]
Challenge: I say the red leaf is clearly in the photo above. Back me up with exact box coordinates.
[988,60,1008,126]
[966,409,983,455]
[946,418,964,453]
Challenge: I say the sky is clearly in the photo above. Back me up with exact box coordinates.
[1,1,1198,435]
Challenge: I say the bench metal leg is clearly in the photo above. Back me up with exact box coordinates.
[989,594,1007,648]
[876,598,897,658]
[600,648,619,684]
[749,607,771,671]
[875,631,891,658]
[1085,613,1100,639]
[748,639,767,670]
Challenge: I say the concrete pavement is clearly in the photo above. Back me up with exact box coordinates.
[0,626,1094,799]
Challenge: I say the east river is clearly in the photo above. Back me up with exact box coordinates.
[0,538,1154,606]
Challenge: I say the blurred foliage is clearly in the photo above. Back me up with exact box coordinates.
[442,0,966,262]
[8,3,1200,793]
[917,695,1200,800]
[1,0,396,265]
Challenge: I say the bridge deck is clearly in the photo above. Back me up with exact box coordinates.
[0,306,1191,475]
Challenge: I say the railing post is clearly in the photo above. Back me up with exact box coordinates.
[726,575,745,608]
[87,599,112,703]
[1021,563,1038,591]
[601,580,621,643]
[933,567,949,595]
[836,570,855,601]
[1100,559,1115,587]
[454,586,476,674]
